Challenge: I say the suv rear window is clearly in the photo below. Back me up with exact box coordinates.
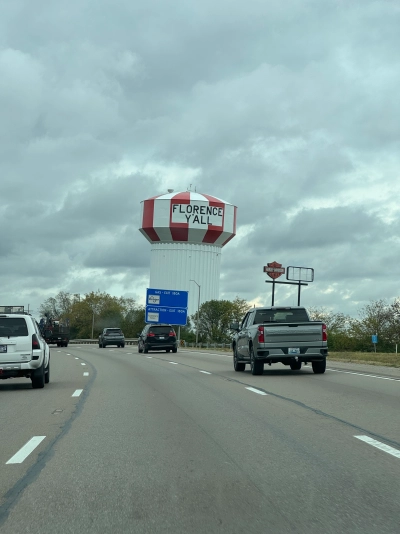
[0,318,29,337]
[149,326,174,335]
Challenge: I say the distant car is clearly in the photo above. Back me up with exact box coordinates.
[138,324,178,353]
[99,328,125,348]
[0,308,50,388]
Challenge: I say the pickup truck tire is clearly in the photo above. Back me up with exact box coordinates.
[31,362,45,389]
[250,346,263,375]
[312,360,326,374]
[233,347,245,372]
[290,362,302,371]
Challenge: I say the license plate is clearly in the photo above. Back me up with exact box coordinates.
[0,345,7,353]
[288,347,300,355]
[159,337,165,340]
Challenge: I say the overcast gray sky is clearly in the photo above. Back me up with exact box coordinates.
[1,0,399,319]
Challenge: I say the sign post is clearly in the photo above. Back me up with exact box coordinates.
[372,334,378,353]
[286,266,314,305]
[263,262,285,305]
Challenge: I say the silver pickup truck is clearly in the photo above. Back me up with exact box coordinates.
[230,306,328,375]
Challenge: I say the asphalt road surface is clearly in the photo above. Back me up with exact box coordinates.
[1,346,399,534]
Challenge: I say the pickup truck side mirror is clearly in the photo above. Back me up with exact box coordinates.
[230,322,240,331]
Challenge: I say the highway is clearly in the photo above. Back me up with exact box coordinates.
[1,346,399,533]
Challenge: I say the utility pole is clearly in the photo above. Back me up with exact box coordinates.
[190,280,201,346]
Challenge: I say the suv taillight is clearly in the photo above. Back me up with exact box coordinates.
[169,331,176,337]
[32,334,40,350]
[148,332,155,337]
[322,324,327,342]
[258,326,265,343]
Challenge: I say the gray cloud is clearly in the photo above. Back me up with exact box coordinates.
[1,0,400,319]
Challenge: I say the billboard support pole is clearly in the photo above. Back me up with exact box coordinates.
[271,280,275,306]
[298,281,301,306]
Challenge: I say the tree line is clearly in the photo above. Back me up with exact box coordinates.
[39,292,400,351]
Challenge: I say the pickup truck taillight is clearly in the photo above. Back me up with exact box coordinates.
[257,326,265,343]
[32,334,40,350]
[322,323,327,342]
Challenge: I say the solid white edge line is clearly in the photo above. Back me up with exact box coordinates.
[83,372,89,376]
[326,368,399,382]
[245,387,268,396]
[72,389,83,397]
[199,371,211,375]
[6,436,46,465]
[354,436,400,459]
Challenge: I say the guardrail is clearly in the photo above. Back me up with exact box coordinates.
[69,339,232,349]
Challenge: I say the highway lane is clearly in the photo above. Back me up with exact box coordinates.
[0,348,94,508]
[0,345,399,533]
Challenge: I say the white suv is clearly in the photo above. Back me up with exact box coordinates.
[0,308,50,389]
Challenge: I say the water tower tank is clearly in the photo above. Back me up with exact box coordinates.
[139,191,237,317]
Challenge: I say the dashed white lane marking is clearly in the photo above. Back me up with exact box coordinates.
[355,436,400,459]
[199,371,211,375]
[6,436,46,465]
[245,387,268,396]
[72,389,83,397]
[83,372,89,376]
[169,362,178,365]
[57,351,61,353]
[66,353,71,355]
[75,358,79,360]
[81,363,86,366]
[146,356,152,359]
[126,352,132,354]
[326,368,400,382]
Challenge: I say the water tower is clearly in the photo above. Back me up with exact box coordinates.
[139,191,237,316]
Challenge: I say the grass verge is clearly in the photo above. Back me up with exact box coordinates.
[328,351,400,367]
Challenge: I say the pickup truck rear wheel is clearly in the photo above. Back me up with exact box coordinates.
[233,347,245,372]
[312,360,326,374]
[290,362,302,371]
[250,346,263,375]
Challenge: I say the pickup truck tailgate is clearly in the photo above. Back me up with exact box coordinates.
[263,323,323,345]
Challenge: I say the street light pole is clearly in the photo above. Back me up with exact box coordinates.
[91,310,95,339]
[190,280,201,347]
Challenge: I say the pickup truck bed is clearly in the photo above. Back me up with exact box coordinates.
[231,306,328,375]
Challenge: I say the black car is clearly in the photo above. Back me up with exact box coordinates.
[138,324,178,353]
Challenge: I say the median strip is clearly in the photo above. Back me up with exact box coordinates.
[6,436,46,465]
[245,387,268,396]
[354,436,400,459]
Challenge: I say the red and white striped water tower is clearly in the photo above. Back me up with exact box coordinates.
[139,191,237,316]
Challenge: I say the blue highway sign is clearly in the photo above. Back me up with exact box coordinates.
[146,306,188,326]
[146,288,188,309]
